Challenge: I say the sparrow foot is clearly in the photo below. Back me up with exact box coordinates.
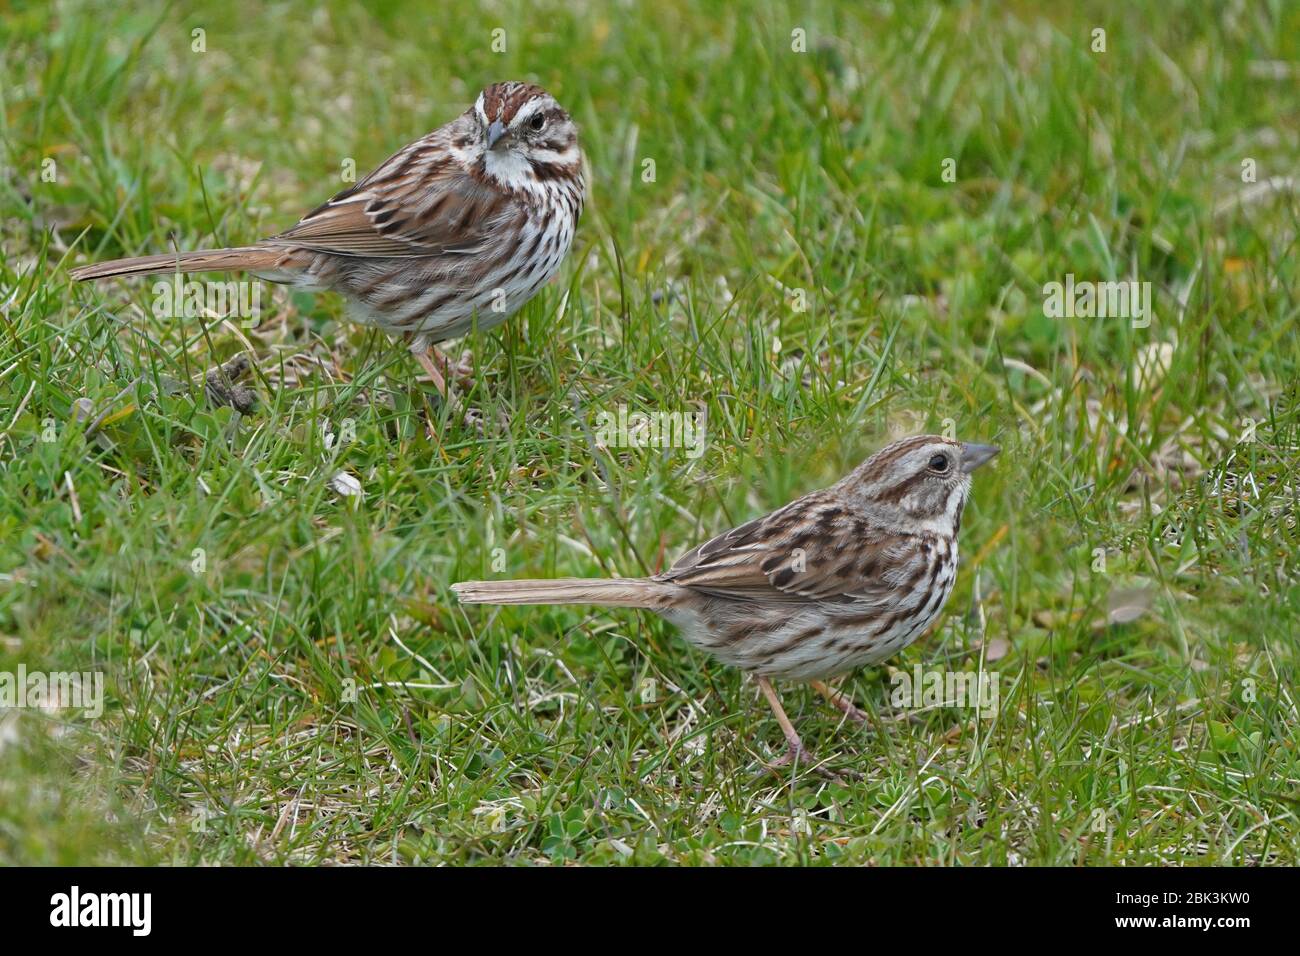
[411,347,507,433]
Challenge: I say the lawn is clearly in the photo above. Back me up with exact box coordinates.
[1,0,1297,865]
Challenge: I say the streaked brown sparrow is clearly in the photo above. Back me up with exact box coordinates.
[454,435,999,766]
[70,81,584,401]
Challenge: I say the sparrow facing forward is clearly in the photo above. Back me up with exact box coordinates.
[70,81,584,400]
[454,435,999,767]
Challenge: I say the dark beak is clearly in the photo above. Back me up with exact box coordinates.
[960,443,1000,473]
[486,120,506,150]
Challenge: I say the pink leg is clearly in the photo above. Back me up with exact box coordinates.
[757,677,813,766]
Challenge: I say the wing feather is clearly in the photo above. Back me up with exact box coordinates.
[658,492,910,605]
[268,132,513,258]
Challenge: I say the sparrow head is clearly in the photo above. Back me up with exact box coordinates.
[470,82,582,192]
[842,434,999,533]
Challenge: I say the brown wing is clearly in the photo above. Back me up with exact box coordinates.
[267,133,513,258]
[658,491,910,605]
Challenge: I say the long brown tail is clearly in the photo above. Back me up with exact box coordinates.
[69,246,282,281]
[452,577,676,609]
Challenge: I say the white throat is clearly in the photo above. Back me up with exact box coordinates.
[484,149,543,198]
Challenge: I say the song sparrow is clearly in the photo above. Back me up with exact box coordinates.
[69,81,585,401]
[453,435,999,767]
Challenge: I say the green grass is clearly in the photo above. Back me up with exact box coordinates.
[1,0,1298,865]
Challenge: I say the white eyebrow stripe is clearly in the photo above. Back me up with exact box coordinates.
[474,93,488,124]
[509,97,555,126]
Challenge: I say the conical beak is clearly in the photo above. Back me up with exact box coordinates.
[486,120,506,150]
[960,443,1000,473]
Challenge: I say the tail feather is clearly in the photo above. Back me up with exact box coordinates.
[69,246,282,281]
[452,577,674,609]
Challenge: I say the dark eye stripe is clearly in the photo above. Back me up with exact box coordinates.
[541,132,576,150]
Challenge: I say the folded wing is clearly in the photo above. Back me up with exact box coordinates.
[269,137,513,259]
[658,492,911,606]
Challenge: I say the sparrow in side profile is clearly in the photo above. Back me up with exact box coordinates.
[454,435,999,767]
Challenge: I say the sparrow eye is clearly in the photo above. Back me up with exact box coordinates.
[928,453,950,473]
[528,113,546,132]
